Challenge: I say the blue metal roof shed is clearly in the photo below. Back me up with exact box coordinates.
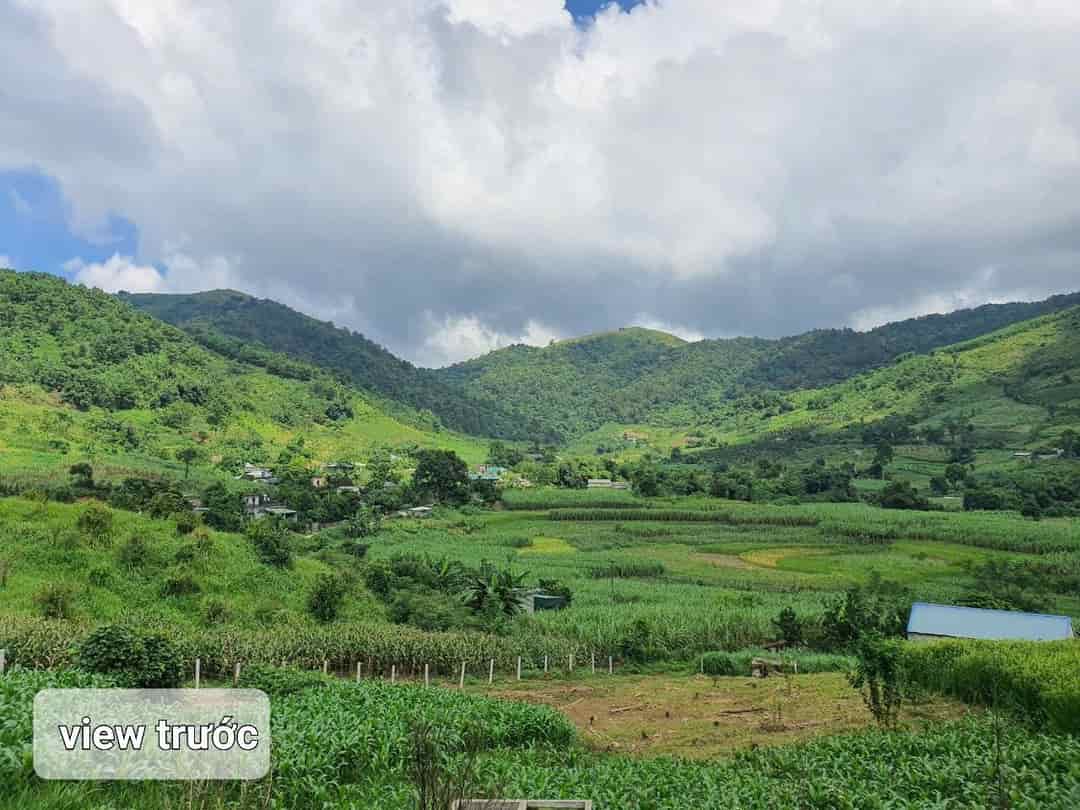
[907,602,1074,641]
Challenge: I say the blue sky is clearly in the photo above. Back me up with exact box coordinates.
[0,169,137,275]
[565,0,643,22]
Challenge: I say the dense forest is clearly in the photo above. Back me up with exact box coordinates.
[123,290,545,441]
[127,288,1080,443]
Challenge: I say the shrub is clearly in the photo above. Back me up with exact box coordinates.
[772,607,804,647]
[160,572,201,597]
[702,651,741,676]
[86,565,113,588]
[76,503,114,545]
[202,598,230,625]
[848,633,906,728]
[33,583,75,619]
[247,519,293,568]
[307,574,347,623]
[173,511,198,535]
[117,535,152,569]
[77,624,183,688]
[237,664,331,697]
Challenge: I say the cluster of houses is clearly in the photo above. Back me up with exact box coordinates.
[469,464,533,488]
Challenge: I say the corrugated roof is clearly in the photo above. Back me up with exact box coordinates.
[907,602,1073,641]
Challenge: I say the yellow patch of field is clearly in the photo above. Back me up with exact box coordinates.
[741,547,832,568]
[519,536,577,555]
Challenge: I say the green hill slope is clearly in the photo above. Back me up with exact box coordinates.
[671,305,1080,455]
[436,293,1080,439]
[0,271,484,486]
[122,289,542,441]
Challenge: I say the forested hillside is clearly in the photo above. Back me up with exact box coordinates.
[0,271,484,486]
[123,290,543,441]
[125,287,1080,443]
[437,292,1080,439]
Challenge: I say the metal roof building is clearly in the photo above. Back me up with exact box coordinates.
[907,602,1074,642]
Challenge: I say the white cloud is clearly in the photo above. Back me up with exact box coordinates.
[0,254,13,269]
[65,254,168,293]
[65,249,241,295]
[3,0,1080,361]
[417,313,560,367]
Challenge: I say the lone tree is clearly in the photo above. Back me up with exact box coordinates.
[412,449,470,504]
[176,446,200,480]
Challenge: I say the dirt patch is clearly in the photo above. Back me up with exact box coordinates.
[740,547,832,569]
[481,672,963,759]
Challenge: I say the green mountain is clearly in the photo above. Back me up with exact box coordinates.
[122,290,542,441]
[0,270,484,486]
[436,293,1080,439]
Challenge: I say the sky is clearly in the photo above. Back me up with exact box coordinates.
[2,1,1080,367]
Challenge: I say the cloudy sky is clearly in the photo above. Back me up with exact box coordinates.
[2,0,1080,366]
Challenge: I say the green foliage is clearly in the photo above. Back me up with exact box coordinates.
[76,624,183,688]
[76,502,113,545]
[307,573,347,623]
[771,607,803,646]
[345,505,382,538]
[902,639,1080,733]
[848,633,906,727]
[412,449,470,504]
[237,664,332,697]
[877,480,934,510]
[821,574,910,650]
[247,519,293,568]
[32,582,75,619]
[588,560,665,579]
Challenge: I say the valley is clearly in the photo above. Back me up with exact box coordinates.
[1,268,1079,808]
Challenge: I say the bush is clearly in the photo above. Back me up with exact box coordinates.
[173,511,198,535]
[160,572,201,597]
[33,583,75,619]
[237,664,332,697]
[76,503,114,545]
[117,535,152,569]
[202,598,230,625]
[77,624,183,688]
[848,633,906,728]
[247,519,293,568]
[307,574,347,623]
[86,565,113,588]
[702,651,741,676]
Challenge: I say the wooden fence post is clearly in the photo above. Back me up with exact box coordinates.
[488,658,494,685]
[608,656,613,675]
[591,652,596,675]
[1,648,7,675]
[544,655,549,674]
[569,653,574,673]
[356,661,362,682]
[424,663,430,687]
[391,665,396,684]
[194,658,201,689]
[516,656,522,681]
[322,659,329,676]
[233,661,241,686]
[459,661,466,689]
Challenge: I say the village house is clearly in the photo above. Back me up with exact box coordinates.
[240,463,275,483]
[906,602,1073,642]
[336,485,361,494]
[469,464,504,482]
[396,505,434,518]
[586,479,630,490]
